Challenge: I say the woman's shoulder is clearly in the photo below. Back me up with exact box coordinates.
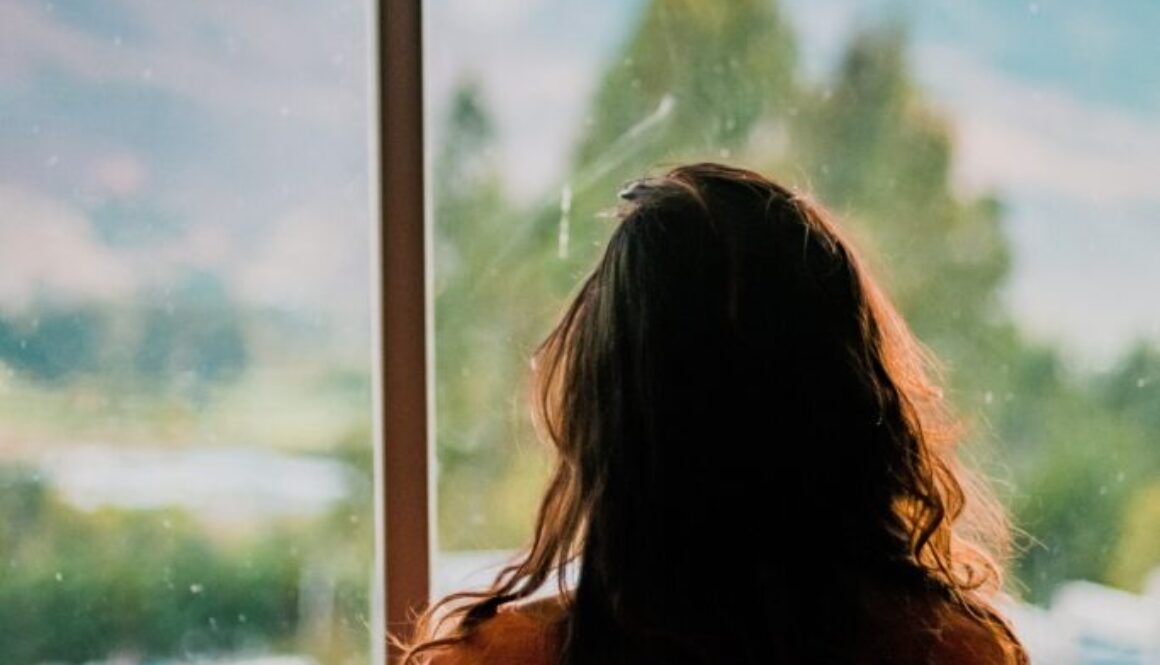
[426,596,566,665]
[422,586,1023,665]
[925,608,1025,665]
[859,578,1026,665]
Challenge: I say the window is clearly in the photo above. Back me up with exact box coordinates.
[425,0,1160,661]
[1,2,377,663]
[4,1,1157,663]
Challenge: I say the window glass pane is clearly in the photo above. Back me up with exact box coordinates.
[1,2,377,663]
[426,0,1160,657]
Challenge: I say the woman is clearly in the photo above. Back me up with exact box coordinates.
[403,163,1026,664]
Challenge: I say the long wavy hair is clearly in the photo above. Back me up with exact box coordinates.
[401,163,1023,664]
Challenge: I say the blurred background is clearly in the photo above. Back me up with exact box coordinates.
[424,1,1160,663]
[0,1,376,663]
[0,0,1157,663]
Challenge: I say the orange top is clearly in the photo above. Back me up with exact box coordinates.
[428,594,1022,665]
[428,600,562,665]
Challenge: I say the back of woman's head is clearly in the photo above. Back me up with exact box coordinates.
[406,163,1016,664]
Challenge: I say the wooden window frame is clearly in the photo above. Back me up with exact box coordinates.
[379,0,431,660]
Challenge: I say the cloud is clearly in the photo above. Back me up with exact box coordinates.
[425,0,632,201]
[93,153,148,197]
[779,0,863,80]
[0,1,368,127]
[0,0,375,321]
[0,181,371,320]
[914,44,1160,206]
[906,44,1160,364]
[235,207,370,313]
[442,0,546,30]
[1002,197,1160,368]
[0,185,135,309]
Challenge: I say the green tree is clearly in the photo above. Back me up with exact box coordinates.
[789,25,1012,391]
[0,306,107,383]
[0,470,302,664]
[560,0,798,286]
[136,270,248,393]
[1109,482,1160,591]
[432,81,553,548]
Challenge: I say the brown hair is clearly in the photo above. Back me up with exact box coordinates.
[401,163,1024,664]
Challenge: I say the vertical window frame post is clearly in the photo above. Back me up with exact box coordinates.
[380,0,431,660]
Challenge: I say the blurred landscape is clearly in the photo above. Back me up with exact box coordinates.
[0,0,1156,663]
[1,0,376,663]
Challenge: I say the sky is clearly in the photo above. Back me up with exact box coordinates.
[0,0,374,329]
[425,0,1160,370]
[0,0,1156,369]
